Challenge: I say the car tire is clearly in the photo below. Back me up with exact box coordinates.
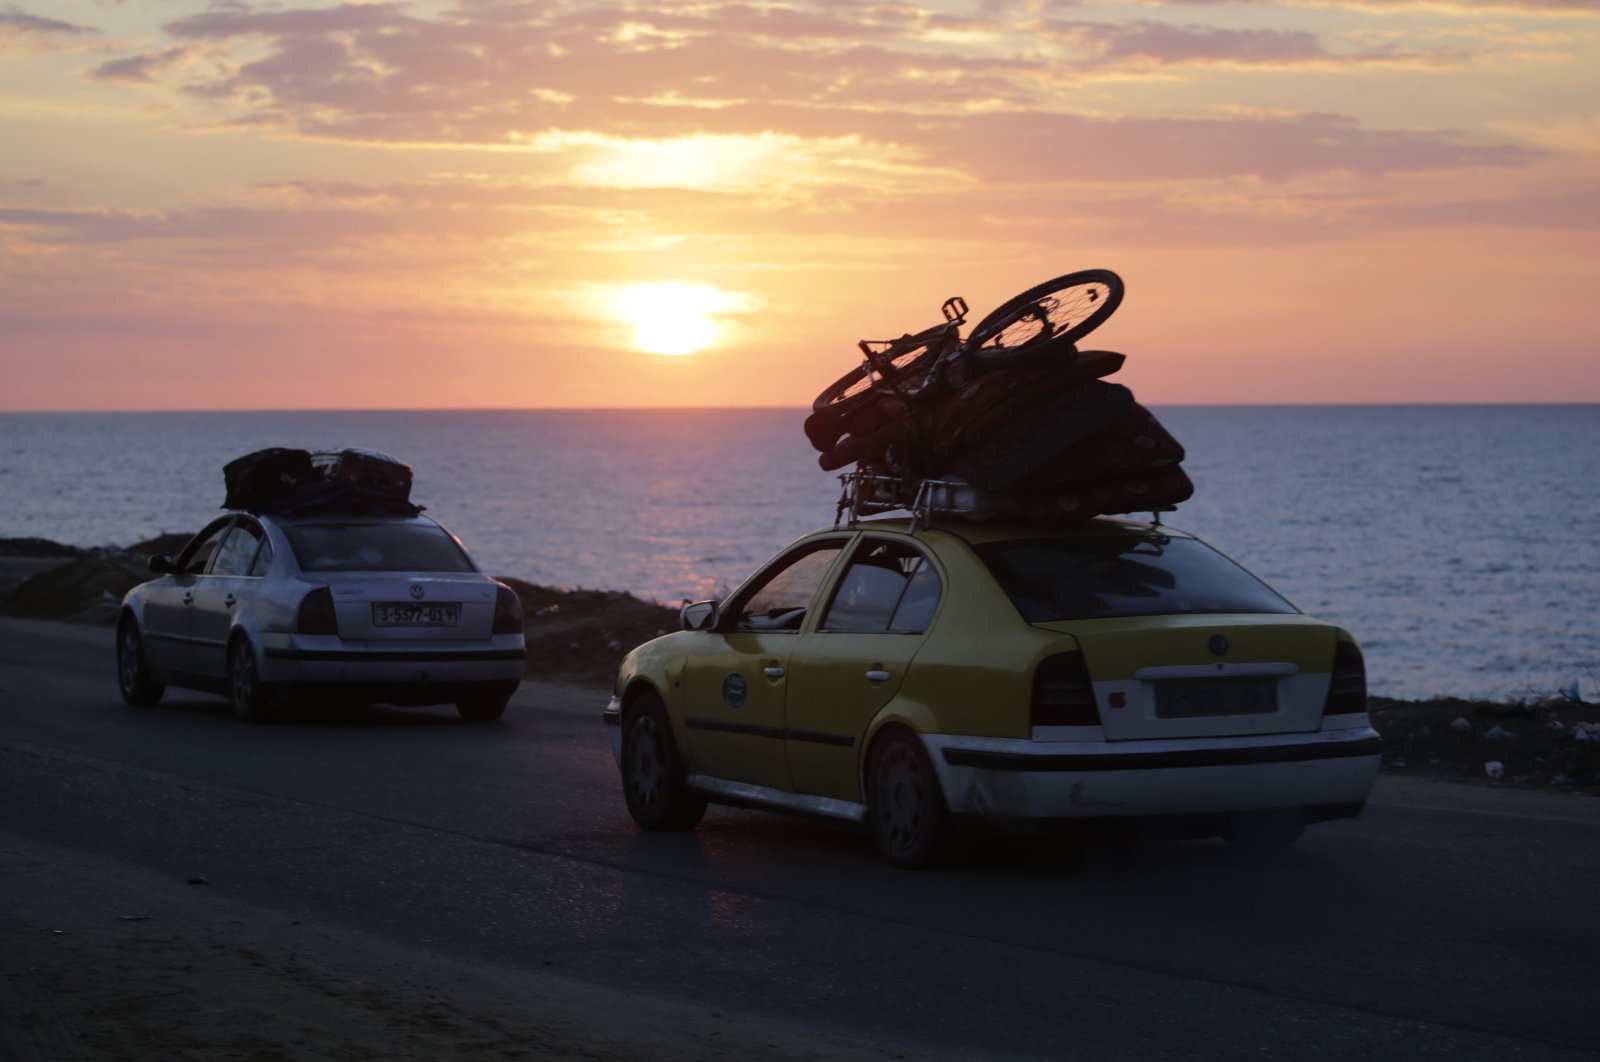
[228,636,276,724]
[457,690,512,723]
[621,692,707,831]
[1224,810,1305,855]
[116,618,165,707]
[867,728,956,869]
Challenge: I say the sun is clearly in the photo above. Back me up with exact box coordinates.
[617,282,731,356]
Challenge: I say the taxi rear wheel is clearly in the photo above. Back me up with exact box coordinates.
[622,694,706,831]
[868,728,956,869]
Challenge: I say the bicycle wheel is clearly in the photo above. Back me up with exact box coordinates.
[808,364,878,451]
[967,270,1124,368]
[813,363,874,413]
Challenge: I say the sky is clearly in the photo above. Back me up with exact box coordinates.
[1,0,1596,410]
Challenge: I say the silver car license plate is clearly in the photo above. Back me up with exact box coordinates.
[1155,677,1277,718]
[373,602,461,627]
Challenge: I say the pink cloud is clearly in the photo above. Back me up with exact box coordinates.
[135,1,1535,185]
[91,44,201,84]
[0,9,96,36]
[1036,20,1450,66]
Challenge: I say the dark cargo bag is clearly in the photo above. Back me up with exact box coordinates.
[309,448,414,503]
[222,448,316,511]
[1019,403,1186,490]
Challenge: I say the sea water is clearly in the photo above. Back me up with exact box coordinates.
[1,406,1595,700]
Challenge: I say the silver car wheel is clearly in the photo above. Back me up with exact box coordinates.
[228,638,273,723]
[116,620,163,707]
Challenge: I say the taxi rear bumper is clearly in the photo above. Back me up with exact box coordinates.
[923,727,1381,821]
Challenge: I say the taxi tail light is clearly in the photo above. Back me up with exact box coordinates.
[296,586,339,635]
[1323,641,1367,715]
[1032,650,1100,727]
[492,584,524,635]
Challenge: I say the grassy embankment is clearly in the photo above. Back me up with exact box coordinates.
[2,536,1594,789]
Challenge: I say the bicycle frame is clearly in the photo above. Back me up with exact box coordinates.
[854,296,968,398]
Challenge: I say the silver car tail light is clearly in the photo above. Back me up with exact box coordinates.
[492,584,524,636]
[296,586,339,635]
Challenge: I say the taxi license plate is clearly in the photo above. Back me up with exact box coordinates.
[1156,677,1277,718]
[373,602,460,627]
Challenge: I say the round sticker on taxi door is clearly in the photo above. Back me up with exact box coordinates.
[722,672,748,709]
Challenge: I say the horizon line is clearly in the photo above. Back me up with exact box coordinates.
[4,400,1599,415]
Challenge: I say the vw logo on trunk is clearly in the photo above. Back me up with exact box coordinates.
[409,583,425,600]
[1208,634,1229,656]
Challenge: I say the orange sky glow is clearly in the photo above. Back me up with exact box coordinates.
[1,0,1596,410]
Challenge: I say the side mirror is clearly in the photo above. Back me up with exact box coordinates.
[148,555,176,575]
[680,600,719,632]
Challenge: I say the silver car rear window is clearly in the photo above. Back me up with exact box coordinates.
[284,523,475,574]
[975,536,1298,622]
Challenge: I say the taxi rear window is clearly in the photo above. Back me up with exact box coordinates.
[285,523,475,574]
[975,536,1298,622]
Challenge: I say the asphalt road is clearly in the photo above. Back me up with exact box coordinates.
[2,618,1597,1061]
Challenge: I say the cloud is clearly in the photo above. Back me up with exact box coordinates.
[131,1,1537,188]
[1036,19,1461,66]
[91,44,202,84]
[0,9,95,36]
[1127,0,1598,12]
[1057,20,1330,63]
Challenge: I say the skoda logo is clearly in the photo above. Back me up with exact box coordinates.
[721,672,748,709]
[1208,634,1229,657]
[409,584,425,600]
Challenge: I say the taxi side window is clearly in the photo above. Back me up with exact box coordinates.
[735,545,843,632]
[178,521,233,575]
[820,541,942,634]
[210,522,265,577]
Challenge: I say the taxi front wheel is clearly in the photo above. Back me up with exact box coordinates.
[622,694,707,831]
[868,728,956,869]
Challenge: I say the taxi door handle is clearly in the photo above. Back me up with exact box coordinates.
[865,669,891,683]
[182,592,194,606]
[763,666,785,679]
[223,594,236,607]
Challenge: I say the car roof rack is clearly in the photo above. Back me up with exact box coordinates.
[833,470,1178,532]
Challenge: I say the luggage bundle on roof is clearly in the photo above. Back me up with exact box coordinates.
[805,271,1193,525]
[221,447,422,517]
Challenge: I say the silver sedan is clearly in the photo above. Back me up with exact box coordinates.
[116,512,525,722]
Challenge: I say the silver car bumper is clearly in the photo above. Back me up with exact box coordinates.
[259,632,525,685]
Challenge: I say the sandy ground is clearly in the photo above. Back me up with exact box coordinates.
[4,696,1593,1062]
[0,828,957,1062]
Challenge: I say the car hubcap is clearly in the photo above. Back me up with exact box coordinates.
[119,630,139,692]
[231,646,253,707]
[628,718,662,811]
[876,741,923,853]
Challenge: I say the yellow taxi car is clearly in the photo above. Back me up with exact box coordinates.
[604,517,1379,867]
